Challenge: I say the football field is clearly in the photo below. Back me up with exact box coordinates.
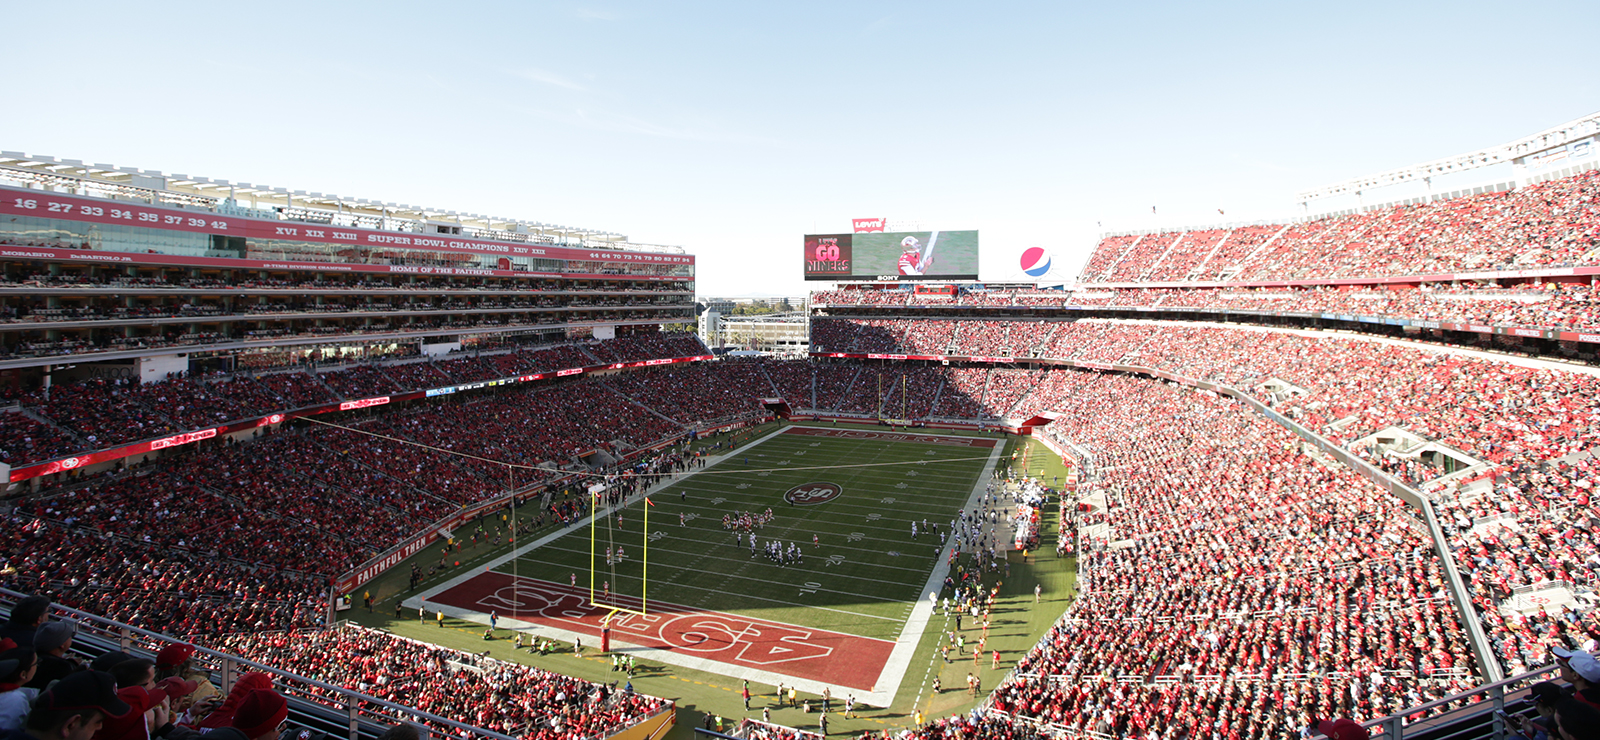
[415,425,1003,705]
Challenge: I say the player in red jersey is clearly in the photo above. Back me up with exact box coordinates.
[898,236,928,275]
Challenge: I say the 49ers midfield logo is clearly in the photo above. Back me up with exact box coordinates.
[784,482,843,506]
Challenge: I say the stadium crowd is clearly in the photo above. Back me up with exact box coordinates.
[0,508,328,635]
[1428,455,1600,677]
[810,317,1600,468]
[602,361,772,426]
[810,319,955,356]
[5,380,736,603]
[0,269,681,294]
[811,291,1073,309]
[0,334,767,641]
[1097,232,1179,283]
[5,301,1600,739]
[807,316,1600,684]
[996,375,1479,738]
[1056,283,1600,335]
[1078,167,1600,282]
[0,595,669,740]
[896,712,1050,740]
[0,334,712,468]
[212,625,669,739]
[930,369,987,419]
[814,280,1600,341]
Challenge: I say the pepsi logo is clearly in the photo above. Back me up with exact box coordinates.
[1020,247,1051,278]
[784,482,843,506]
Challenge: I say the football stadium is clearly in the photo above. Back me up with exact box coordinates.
[2,6,1600,740]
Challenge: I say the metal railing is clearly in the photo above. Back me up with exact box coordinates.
[1363,659,1574,740]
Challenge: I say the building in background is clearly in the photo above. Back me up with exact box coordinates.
[696,297,808,355]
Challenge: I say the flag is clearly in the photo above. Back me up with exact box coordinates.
[1151,206,1157,214]
[646,497,655,507]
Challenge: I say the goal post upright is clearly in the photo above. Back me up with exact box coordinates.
[586,478,652,618]
[633,496,640,611]
[588,484,598,605]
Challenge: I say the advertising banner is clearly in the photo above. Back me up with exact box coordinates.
[852,218,886,233]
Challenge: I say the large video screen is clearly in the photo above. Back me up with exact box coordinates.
[803,230,979,281]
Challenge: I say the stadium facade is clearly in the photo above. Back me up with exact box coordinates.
[0,151,695,377]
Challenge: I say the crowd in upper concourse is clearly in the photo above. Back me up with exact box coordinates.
[1079,168,1600,282]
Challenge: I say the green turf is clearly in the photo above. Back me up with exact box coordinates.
[344,422,1079,739]
[509,428,995,640]
[1013,436,1077,487]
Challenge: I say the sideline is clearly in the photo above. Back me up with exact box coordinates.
[870,432,1005,699]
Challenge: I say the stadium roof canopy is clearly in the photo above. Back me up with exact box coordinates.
[1298,110,1600,203]
[0,150,684,254]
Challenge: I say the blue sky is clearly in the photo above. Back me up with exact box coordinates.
[3,1,1597,294]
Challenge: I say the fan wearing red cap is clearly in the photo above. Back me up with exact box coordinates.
[152,647,193,678]
[92,685,169,740]
[152,680,196,714]
[19,671,132,740]
[1310,718,1368,740]
[196,689,287,740]
[196,674,272,733]
[151,645,215,723]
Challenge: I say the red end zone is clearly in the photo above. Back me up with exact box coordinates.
[785,426,999,448]
[430,571,894,691]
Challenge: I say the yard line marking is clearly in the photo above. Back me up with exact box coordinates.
[504,565,902,621]
[527,538,937,578]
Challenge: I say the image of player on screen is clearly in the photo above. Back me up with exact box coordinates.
[898,233,937,275]
[816,229,973,279]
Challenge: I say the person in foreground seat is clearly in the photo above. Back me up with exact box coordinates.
[7,671,131,740]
